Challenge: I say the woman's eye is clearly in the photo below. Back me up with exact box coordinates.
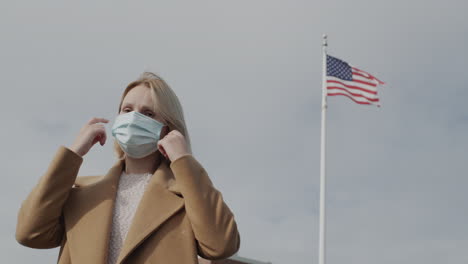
[145,112,153,117]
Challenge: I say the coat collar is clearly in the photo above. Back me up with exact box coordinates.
[63,157,185,264]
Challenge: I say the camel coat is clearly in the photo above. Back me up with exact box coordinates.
[15,146,240,263]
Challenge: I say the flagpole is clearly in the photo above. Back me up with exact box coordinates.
[319,34,328,264]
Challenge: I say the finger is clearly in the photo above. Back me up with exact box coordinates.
[158,145,164,155]
[101,130,107,145]
[157,142,166,156]
[96,127,106,145]
[99,132,106,146]
[170,130,181,136]
[93,123,106,130]
[88,117,110,125]
[90,126,103,145]
[161,149,168,159]
[92,135,100,145]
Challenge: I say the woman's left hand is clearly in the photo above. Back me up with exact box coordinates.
[157,129,190,162]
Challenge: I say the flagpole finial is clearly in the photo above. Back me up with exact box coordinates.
[322,34,328,47]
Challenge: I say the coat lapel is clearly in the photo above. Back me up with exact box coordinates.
[115,160,185,264]
[63,158,185,264]
[63,160,122,263]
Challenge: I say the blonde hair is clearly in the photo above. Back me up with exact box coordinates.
[113,71,192,161]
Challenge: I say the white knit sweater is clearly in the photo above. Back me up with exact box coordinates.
[106,171,153,264]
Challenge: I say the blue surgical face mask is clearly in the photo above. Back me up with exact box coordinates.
[111,110,165,159]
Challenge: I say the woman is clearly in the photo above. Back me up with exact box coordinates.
[15,72,241,264]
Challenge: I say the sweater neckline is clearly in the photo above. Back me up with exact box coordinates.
[121,171,153,178]
[122,171,153,175]
[119,171,153,187]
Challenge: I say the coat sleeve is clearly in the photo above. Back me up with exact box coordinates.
[169,154,241,260]
[15,145,83,249]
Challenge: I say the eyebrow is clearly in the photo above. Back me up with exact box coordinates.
[121,103,154,112]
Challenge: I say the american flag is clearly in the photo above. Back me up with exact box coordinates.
[326,55,385,107]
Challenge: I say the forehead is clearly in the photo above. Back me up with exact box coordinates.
[122,85,154,107]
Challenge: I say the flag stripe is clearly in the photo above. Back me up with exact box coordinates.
[351,74,379,86]
[327,84,377,100]
[351,67,385,84]
[351,71,368,79]
[328,93,373,105]
[327,87,379,102]
[327,76,378,92]
[350,78,377,87]
[351,72,379,84]
[326,79,377,95]
[351,68,373,78]
[352,71,375,81]
[329,93,381,107]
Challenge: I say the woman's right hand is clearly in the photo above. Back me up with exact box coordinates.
[69,117,109,157]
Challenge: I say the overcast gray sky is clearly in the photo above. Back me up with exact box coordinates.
[2,1,467,263]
